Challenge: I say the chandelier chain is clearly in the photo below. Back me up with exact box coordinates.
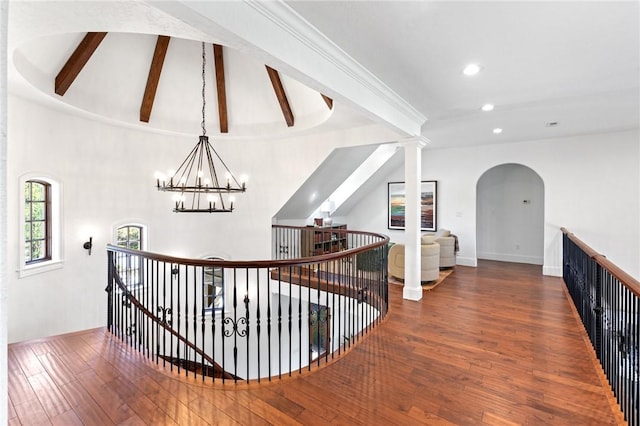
[155,40,245,213]
[201,42,206,136]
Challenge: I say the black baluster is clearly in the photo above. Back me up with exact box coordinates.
[183,264,188,377]
[278,268,283,379]
[211,265,216,383]
[267,267,272,381]
[288,267,293,376]
[256,268,261,382]
[245,268,250,383]
[200,266,205,381]
[106,250,114,332]
[300,265,305,373]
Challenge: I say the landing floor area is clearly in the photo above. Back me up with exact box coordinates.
[8,261,623,425]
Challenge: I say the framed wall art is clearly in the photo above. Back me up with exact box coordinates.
[388,181,437,231]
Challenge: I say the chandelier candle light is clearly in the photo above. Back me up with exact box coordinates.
[155,42,246,213]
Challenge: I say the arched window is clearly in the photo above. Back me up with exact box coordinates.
[204,257,224,311]
[115,224,145,287]
[24,180,51,263]
[116,225,143,250]
[19,174,62,277]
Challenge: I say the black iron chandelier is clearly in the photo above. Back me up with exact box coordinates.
[155,42,246,213]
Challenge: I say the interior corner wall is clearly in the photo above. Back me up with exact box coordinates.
[346,129,640,280]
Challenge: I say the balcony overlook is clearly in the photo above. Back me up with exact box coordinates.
[7,261,623,425]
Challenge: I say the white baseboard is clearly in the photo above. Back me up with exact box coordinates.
[455,257,477,267]
[543,265,562,277]
[456,254,562,277]
[402,286,423,301]
[477,252,543,265]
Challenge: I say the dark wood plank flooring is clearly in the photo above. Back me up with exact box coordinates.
[7,261,624,425]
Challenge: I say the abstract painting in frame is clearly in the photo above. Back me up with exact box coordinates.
[388,181,437,231]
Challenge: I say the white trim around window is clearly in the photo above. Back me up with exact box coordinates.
[111,220,149,251]
[18,173,64,278]
[111,221,149,289]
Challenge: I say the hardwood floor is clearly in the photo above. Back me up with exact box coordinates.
[7,261,624,425]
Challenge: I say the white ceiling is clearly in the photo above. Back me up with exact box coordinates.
[13,31,333,138]
[7,1,640,148]
[286,1,639,148]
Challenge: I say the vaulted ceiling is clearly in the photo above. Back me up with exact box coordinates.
[8,1,639,147]
[13,30,335,138]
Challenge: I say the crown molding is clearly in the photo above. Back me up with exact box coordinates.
[245,1,426,133]
[150,0,426,136]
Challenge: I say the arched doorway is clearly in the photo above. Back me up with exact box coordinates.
[476,164,544,265]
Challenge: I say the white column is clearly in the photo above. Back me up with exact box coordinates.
[401,137,428,301]
[0,1,8,423]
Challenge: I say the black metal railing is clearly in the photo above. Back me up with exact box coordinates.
[562,228,639,425]
[106,225,389,384]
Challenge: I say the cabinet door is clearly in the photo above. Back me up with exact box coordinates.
[301,228,315,257]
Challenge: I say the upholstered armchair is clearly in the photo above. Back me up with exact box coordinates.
[422,229,457,268]
[388,238,440,282]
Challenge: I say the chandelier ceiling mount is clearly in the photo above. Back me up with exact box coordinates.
[155,42,246,213]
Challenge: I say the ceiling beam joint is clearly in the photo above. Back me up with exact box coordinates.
[321,94,333,110]
[265,65,294,127]
[213,44,228,133]
[140,35,171,123]
[54,32,108,96]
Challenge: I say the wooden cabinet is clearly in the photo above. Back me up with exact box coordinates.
[301,224,347,257]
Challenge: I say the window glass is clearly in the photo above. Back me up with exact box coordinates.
[117,225,142,249]
[204,257,224,311]
[24,180,50,263]
[116,225,144,287]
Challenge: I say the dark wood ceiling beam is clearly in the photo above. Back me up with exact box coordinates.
[321,94,333,110]
[265,65,294,127]
[213,44,228,133]
[140,35,171,123]
[55,32,108,96]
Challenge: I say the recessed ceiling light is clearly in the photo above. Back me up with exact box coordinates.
[463,63,482,76]
[481,104,494,112]
[493,128,503,134]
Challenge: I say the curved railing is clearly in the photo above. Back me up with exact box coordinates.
[562,228,639,425]
[106,225,389,384]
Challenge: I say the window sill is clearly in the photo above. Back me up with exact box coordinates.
[19,259,64,278]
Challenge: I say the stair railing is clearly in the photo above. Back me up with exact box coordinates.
[562,228,639,425]
[106,225,389,384]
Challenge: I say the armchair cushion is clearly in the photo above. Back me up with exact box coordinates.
[434,229,451,238]
[421,235,437,245]
[422,229,456,268]
[388,242,440,282]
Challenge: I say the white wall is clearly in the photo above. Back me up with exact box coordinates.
[7,93,639,343]
[347,130,640,280]
[6,95,396,343]
[477,164,544,265]
[0,2,9,423]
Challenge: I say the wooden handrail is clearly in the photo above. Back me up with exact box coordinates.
[561,227,640,297]
[107,226,390,269]
[106,225,390,383]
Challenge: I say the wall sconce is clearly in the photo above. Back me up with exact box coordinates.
[83,237,93,255]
